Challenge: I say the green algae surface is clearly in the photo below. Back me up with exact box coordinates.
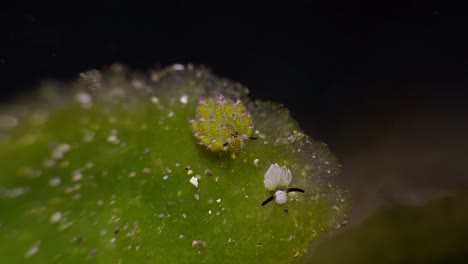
[0,64,349,263]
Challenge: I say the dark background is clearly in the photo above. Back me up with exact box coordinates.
[1,1,468,223]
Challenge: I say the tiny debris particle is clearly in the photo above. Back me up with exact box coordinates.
[194,194,200,200]
[142,167,151,174]
[48,177,61,187]
[163,175,169,180]
[151,96,159,104]
[89,248,97,257]
[168,111,174,118]
[24,241,41,258]
[179,234,185,239]
[72,236,83,243]
[180,95,188,104]
[216,198,221,203]
[159,213,165,218]
[192,240,206,248]
[50,211,62,223]
[72,171,83,182]
[189,177,199,188]
[114,226,120,234]
[187,169,193,176]
[204,169,213,176]
[52,143,71,160]
[182,213,187,218]
[172,64,185,71]
[64,184,81,194]
[253,158,259,166]
[97,200,104,206]
[59,221,74,231]
[75,92,92,106]
[327,169,331,174]
[2,186,28,198]
[107,134,120,144]
[129,171,136,177]
[208,210,212,215]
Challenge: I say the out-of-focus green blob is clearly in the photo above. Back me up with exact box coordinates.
[305,191,468,264]
[0,64,349,264]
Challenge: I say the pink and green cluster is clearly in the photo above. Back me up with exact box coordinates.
[189,95,256,151]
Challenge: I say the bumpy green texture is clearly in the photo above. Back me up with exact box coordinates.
[0,64,349,263]
[190,95,256,152]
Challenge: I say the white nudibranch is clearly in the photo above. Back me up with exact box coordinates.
[261,163,305,206]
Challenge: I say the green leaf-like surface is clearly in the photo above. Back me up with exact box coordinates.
[0,65,349,263]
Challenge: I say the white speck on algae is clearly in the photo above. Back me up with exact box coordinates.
[189,177,199,188]
[151,96,159,104]
[180,95,188,104]
[172,64,185,71]
[24,241,41,258]
[49,177,61,187]
[74,92,92,108]
[0,186,28,198]
[253,158,259,166]
[50,211,62,223]
[52,143,71,160]
[107,130,120,144]
[192,240,206,248]
[58,221,73,231]
[72,171,83,182]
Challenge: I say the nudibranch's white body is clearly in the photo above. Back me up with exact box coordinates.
[262,163,304,206]
[264,163,292,192]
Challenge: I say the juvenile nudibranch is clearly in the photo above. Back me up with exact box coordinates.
[261,163,304,206]
[189,95,257,152]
